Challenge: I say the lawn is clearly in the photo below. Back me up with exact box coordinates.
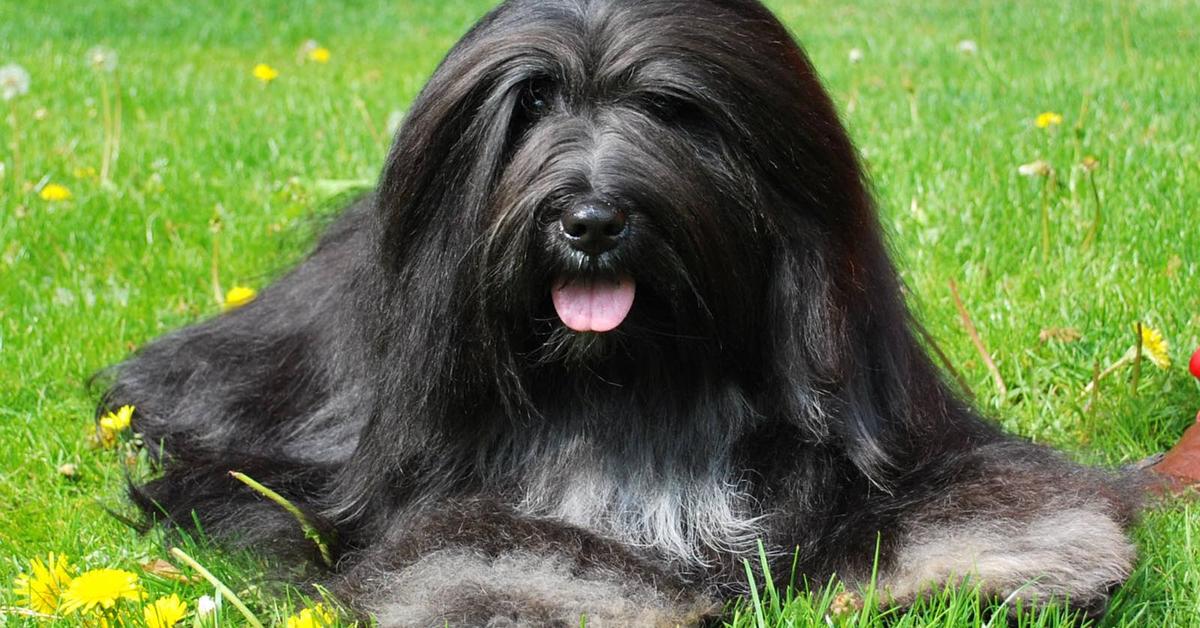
[2,0,1198,625]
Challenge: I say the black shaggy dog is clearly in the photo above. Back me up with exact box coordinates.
[102,0,1142,624]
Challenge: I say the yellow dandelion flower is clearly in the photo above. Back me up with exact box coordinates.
[87,424,118,449]
[59,568,142,615]
[93,405,133,447]
[40,183,73,201]
[1086,322,1175,395]
[309,47,331,63]
[143,594,188,628]
[224,286,257,310]
[1135,323,1171,369]
[99,404,134,433]
[253,63,279,83]
[286,603,336,628]
[1035,111,1063,128]
[12,553,74,615]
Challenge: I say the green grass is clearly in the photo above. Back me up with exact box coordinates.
[2,0,1198,625]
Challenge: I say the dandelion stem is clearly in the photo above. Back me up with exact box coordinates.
[0,606,57,620]
[1083,353,1135,396]
[1086,358,1101,412]
[111,74,122,182]
[1039,170,1055,265]
[169,547,264,628]
[1120,9,1133,58]
[949,279,1007,400]
[210,212,223,306]
[7,101,21,197]
[353,97,385,151]
[1131,322,1143,396]
[916,324,976,401]
[906,90,919,125]
[974,44,1012,95]
[1082,171,1103,250]
[1075,91,1091,135]
[230,471,335,567]
[99,77,113,183]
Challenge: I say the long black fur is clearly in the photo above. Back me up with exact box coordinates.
[101,1,1142,625]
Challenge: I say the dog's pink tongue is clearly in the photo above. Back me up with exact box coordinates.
[551,276,636,332]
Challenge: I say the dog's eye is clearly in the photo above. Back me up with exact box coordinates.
[520,81,554,117]
[509,80,555,147]
[643,94,704,128]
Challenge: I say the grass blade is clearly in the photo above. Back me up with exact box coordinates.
[170,547,263,628]
[230,470,334,567]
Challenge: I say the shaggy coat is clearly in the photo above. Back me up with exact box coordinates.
[101,0,1141,624]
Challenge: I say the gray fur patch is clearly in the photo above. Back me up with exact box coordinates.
[515,433,765,566]
[359,549,714,627]
[880,504,1135,607]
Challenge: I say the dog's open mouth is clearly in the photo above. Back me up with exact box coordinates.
[551,275,636,332]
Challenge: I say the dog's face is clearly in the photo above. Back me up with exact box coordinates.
[378,0,877,373]
[469,1,779,362]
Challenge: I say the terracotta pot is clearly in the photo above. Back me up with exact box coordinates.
[1150,411,1200,493]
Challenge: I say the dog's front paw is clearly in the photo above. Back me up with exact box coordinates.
[879,505,1134,614]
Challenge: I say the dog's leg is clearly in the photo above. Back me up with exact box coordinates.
[336,499,717,628]
[873,441,1142,617]
[101,199,376,544]
[101,201,373,461]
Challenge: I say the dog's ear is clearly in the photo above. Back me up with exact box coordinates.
[764,228,909,487]
[751,81,924,487]
[716,6,931,487]
[373,41,527,272]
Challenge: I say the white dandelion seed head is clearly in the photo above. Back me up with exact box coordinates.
[1018,159,1053,177]
[0,63,31,101]
[300,39,320,54]
[86,45,118,72]
[848,48,865,64]
[196,594,217,617]
[957,39,979,55]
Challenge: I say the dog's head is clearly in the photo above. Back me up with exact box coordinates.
[367,0,922,473]
[375,0,887,367]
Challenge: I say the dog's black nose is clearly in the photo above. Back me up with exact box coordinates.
[560,201,626,255]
